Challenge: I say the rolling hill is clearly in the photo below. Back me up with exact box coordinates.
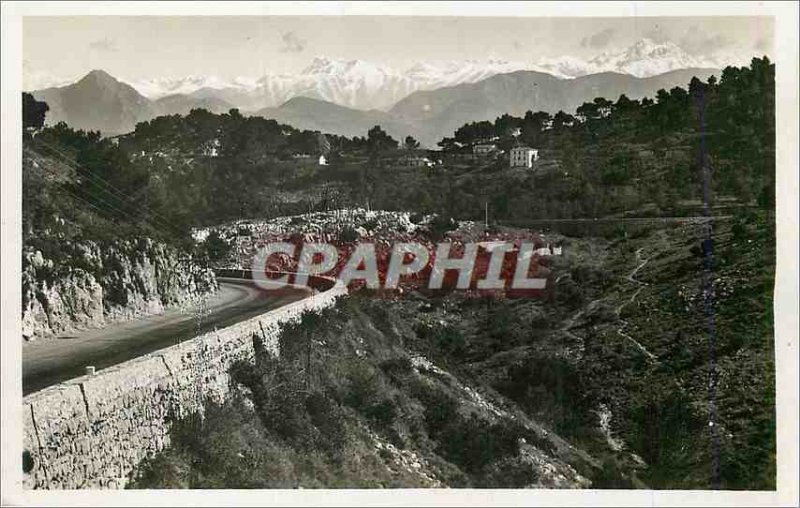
[252,96,417,141]
[153,93,235,116]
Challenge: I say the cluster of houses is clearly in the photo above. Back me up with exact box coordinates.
[473,143,539,169]
[291,152,329,166]
[396,155,436,168]
[291,141,540,170]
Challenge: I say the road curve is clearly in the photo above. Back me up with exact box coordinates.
[22,278,311,395]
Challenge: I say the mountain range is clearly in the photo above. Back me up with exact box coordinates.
[30,61,719,145]
[390,67,718,145]
[30,38,740,109]
[124,57,537,112]
[245,65,718,146]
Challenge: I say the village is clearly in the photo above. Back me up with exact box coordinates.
[297,132,541,172]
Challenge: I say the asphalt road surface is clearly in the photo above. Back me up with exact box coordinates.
[22,278,311,395]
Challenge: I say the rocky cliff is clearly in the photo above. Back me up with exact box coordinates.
[22,237,217,341]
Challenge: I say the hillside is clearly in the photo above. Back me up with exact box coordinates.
[28,59,767,234]
[153,93,235,116]
[131,213,775,489]
[21,140,217,340]
[252,96,416,142]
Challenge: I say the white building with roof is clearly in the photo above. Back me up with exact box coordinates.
[473,143,497,156]
[509,147,539,168]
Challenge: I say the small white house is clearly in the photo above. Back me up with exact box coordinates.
[399,156,434,168]
[473,143,497,156]
[318,155,328,166]
[509,147,539,168]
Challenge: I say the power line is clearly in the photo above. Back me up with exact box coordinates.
[35,161,209,266]
[32,139,186,236]
[37,162,135,225]
[50,184,128,228]
[33,142,179,234]
[33,140,184,234]
[34,156,175,237]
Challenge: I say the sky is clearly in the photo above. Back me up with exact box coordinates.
[23,16,773,86]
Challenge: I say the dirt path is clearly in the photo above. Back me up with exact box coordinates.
[616,248,658,363]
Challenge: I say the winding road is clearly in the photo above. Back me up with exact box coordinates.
[22,278,311,395]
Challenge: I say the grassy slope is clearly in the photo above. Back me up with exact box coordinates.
[560,212,776,489]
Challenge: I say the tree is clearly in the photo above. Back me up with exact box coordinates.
[367,125,398,153]
[576,101,600,122]
[437,137,459,152]
[204,231,232,262]
[525,111,552,130]
[23,93,48,130]
[552,110,575,131]
[454,121,495,145]
[614,94,639,114]
[403,135,420,150]
[593,97,614,118]
[495,114,523,137]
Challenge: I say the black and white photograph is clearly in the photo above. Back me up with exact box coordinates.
[1,2,798,506]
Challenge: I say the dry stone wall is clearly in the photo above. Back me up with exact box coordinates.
[22,280,346,489]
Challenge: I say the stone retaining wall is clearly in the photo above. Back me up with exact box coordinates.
[22,278,346,489]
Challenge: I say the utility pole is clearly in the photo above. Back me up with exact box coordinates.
[485,201,489,230]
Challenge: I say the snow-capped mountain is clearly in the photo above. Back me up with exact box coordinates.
[28,38,749,115]
[123,57,417,111]
[128,75,259,99]
[585,39,708,77]
[117,57,538,111]
[261,56,418,110]
[404,59,532,88]
[535,38,745,78]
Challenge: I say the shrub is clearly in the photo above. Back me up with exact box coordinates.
[409,212,424,224]
[414,322,467,356]
[428,214,456,240]
[338,225,360,243]
[204,230,232,262]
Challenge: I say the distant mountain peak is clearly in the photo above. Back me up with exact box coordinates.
[533,38,726,78]
[587,38,703,74]
[300,56,397,78]
[79,69,120,86]
[280,95,328,107]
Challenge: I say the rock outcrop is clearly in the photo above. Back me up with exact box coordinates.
[22,237,216,341]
